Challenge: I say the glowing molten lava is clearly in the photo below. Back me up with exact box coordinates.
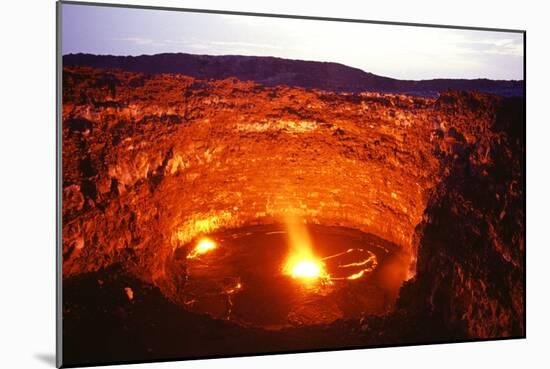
[187,237,217,259]
[283,215,329,283]
[288,259,326,280]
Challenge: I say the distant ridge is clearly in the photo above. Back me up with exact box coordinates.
[63,53,524,97]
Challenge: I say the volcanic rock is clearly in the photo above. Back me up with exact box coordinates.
[61,64,524,364]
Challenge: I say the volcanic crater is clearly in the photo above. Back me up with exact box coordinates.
[62,63,524,365]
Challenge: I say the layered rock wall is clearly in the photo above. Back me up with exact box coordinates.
[63,67,442,280]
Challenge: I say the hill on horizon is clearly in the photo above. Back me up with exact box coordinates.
[63,52,524,97]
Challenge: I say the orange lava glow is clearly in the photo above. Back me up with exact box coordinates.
[287,258,327,280]
[187,237,217,259]
[346,270,366,280]
[225,282,243,295]
[283,215,330,283]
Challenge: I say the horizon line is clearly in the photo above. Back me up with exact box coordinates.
[62,52,525,83]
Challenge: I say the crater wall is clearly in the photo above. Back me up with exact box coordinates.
[62,67,524,339]
[63,67,444,279]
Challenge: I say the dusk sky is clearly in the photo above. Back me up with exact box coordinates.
[62,3,524,80]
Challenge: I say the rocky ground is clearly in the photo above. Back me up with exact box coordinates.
[61,66,525,366]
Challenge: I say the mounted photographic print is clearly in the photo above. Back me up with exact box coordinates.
[57,1,526,367]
